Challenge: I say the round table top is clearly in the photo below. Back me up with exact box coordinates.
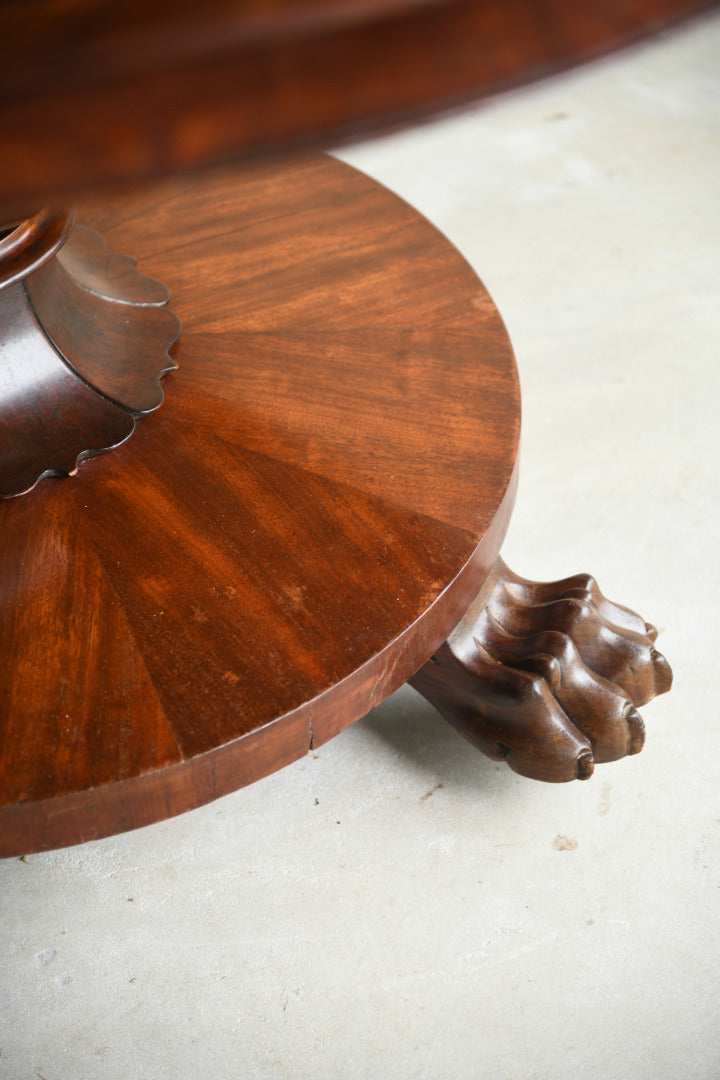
[0,0,712,221]
[0,155,519,855]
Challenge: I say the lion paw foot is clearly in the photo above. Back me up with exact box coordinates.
[410,558,671,782]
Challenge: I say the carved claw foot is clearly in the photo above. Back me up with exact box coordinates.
[409,558,672,782]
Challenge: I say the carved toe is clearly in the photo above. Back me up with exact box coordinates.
[650,647,673,697]
[410,557,672,783]
[411,641,596,783]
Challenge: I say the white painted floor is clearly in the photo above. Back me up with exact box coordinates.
[2,11,719,1079]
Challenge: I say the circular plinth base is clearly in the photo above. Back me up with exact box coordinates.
[0,155,520,855]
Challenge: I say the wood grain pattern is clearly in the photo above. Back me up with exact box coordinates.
[0,155,520,855]
[0,0,713,220]
[410,559,672,782]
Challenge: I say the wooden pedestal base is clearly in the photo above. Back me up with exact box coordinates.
[411,559,672,782]
[0,155,671,856]
[0,218,179,498]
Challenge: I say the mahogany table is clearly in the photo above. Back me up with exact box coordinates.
[2,0,694,855]
[0,155,671,856]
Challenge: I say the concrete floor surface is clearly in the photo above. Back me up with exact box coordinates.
[2,11,719,1079]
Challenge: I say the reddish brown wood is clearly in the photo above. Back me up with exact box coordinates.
[0,0,714,221]
[410,559,672,782]
[0,283,134,498]
[0,155,520,855]
[0,209,75,289]
[26,226,180,415]
[0,224,180,499]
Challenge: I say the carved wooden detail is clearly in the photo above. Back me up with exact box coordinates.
[410,558,672,782]
[0,219,180,499]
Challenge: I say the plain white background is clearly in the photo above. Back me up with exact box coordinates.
[2,11,719,1078]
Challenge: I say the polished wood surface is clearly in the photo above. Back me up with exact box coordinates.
[0,0,714,220]
[411,559,672,782]
[0,209,75,289]
[0,155,520,855]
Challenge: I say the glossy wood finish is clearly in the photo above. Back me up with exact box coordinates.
[411,559,672,782]
[26,226,179,415]
[0,155,520,856]
[0,225,180,499]
[0,209,75,289]
[0,0,714,221]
